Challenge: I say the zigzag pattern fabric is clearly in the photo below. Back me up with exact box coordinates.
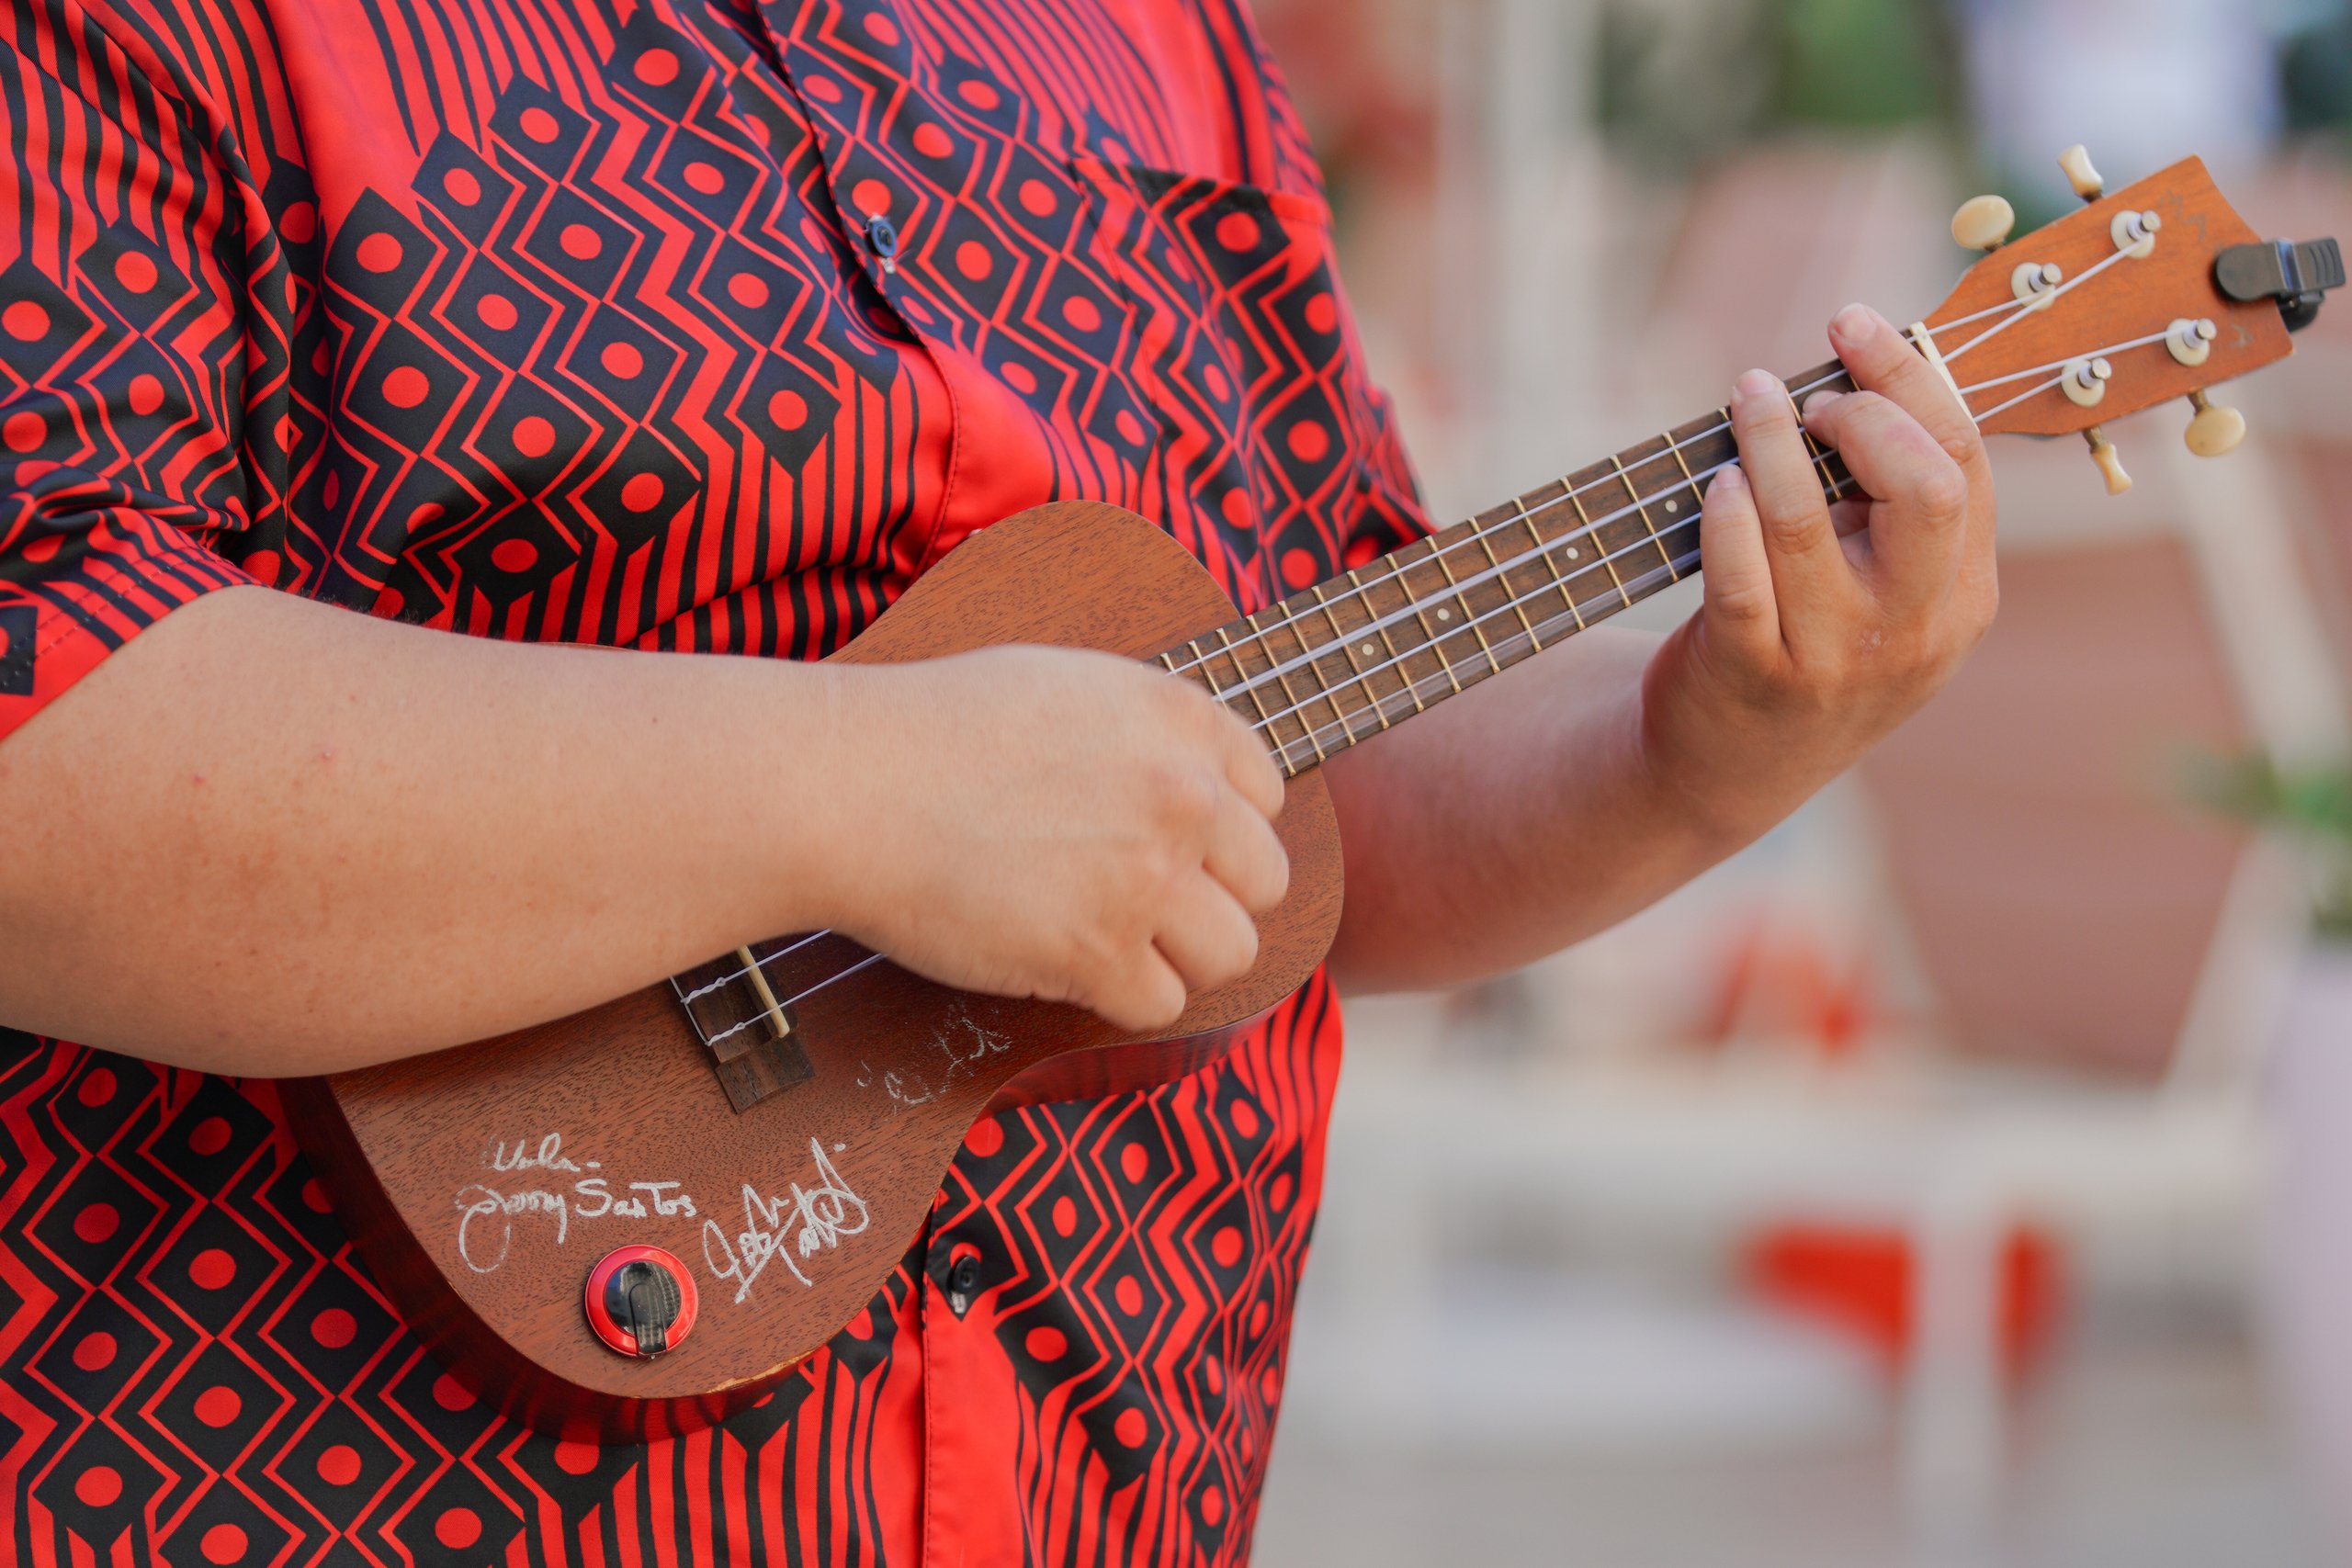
[0,0,1428,1562]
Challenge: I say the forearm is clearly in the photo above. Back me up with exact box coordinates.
[0,588,864,1076]
[1321,627,1775,994]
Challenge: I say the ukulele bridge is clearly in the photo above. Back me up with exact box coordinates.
[668,943,820,1112]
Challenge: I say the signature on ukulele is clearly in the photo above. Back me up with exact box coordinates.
[700,1138,871,1303]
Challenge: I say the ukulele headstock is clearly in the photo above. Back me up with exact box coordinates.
[1918,148,2342,494]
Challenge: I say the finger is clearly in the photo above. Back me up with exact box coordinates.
[1204,786,1290,914]
[1151,874,1261,993]
[1088,947,1189,1034]
[1826,306,1983,471]
[1803,389,1967,609]
[1697,464,1779,654]
[1826,306,1994,561]
[1215,713,1286,820]
[1728,369,1858,636]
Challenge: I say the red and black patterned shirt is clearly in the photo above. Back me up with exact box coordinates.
[0,0,1429,1562]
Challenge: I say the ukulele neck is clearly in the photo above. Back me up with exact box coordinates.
[1170,360,1858,776]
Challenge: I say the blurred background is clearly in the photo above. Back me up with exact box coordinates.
[1238,1,2352,1564]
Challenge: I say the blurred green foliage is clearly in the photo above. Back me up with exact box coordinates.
[1596,0,1959,171]
[1773,0,1958,128]
[2192,752,2352,941]
[2285,6,2352,140]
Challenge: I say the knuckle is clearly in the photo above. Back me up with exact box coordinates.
[1913,462,1970,523]
[1762,507,1824,551]
[1147,760,1218,825]
[1713,576,1775,626]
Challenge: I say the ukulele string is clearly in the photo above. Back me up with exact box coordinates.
[1938,241,2140,367]
[696,276,2127,1016]
[1243,466,1862,757]
[1155,366,1858,689]
[676,928,836,1007]
[697,950,891,1054]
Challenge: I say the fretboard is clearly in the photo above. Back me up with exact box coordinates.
[1166,360,1858,776]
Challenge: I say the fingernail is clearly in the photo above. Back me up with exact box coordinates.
[1709,463,1747,496]
[1733,369,1781,407]
[1803,389,1843,420]
[1831,303,1875,341]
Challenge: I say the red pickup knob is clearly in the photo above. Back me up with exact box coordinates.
[584,1246,697,1359]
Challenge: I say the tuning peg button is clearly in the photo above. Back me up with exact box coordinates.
[1951,195,2016,252]
[2058,144,2106,203]
[2185,390,2246,457]
[2086,426,2132,495]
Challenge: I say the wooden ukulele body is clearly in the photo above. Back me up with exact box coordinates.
[281,501,1345,1439]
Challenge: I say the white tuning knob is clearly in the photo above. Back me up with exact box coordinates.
[1951,194,2016,252]
[2185,390,2246,457]
[2058,145,2106,203]
[2085,426,2132,495]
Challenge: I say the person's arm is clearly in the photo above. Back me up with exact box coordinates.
[0,592,1288,1075]
[1324,306,1996,992]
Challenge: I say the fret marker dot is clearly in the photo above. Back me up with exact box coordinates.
[1567,548,1580,559]
[1436,609,1451,621]
[1665,500,1678,513]
[1361,644,1375,658]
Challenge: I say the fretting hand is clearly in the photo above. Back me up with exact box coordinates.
[1639,305,1998,838]
[828,646,1291,1032]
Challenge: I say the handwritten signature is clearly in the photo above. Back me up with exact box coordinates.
[453,1134,697,1274]
[701,1138,871,1303]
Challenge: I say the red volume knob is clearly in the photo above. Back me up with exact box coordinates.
[584,1246,698,1359]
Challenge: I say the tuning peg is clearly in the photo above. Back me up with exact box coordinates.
[2184,390,2246,457]
[2058,145,2106,203]
[1951,194,2016,253]
[2085,425,2132,495]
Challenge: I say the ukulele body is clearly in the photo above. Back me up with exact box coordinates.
[281,501,1345,1439]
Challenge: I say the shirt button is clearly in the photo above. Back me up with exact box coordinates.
[947,1256,980,1295]
[861,212,900,273]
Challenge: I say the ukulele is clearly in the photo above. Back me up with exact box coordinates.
[283,148,2343,1438]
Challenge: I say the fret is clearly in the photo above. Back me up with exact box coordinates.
[1425,538,1503,674]
[1212,624,1290,754]
[1660,428,1708,519]
[1789,390,1843,500]
[1276,605,1357,756]
[1564,485,1635,609]
[1241,608,1330,767]
[1187,637,1228,703]
[1346,567,1427,716]
[1396,541,1469,694]
[1515,495,1583,626]
[1308,583,1390,734]
[1466,522,1544,653]
[1611,453,1680,580]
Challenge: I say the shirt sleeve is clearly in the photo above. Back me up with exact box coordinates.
[0,0,263,743]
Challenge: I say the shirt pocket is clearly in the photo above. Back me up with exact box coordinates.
[1069,157,1413,615]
